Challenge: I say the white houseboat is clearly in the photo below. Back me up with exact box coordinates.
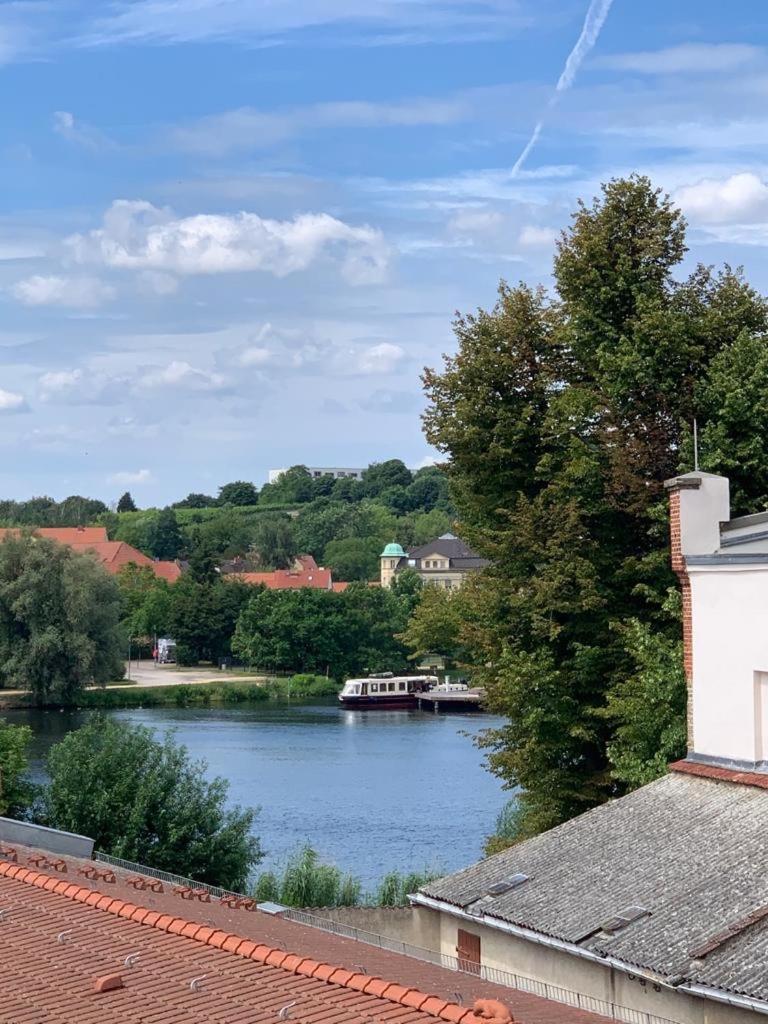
[338,673,438,708]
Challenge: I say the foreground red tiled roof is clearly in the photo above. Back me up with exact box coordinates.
[0,861,487,1024]
[0,847,608,1024]
[670,758,768,789]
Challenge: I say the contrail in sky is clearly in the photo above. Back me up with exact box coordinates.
[511,0,615,178]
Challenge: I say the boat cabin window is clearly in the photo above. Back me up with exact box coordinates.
[370,683,379,693]
[346,683,361,695]
[388,682,396,691]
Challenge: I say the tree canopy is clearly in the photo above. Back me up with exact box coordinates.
[41,718,261,888]
[423,175,768,838]
[0,535,124,701]
[116,491,137,513]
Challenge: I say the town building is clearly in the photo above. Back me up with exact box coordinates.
[268,466,365,484]
[381,534,488,589]
[405,471,768,1024]
[0,817,606,1024]
[227,554,348,592]
[0,526,180,582]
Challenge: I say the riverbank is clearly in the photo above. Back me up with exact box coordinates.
[0,672,341,709]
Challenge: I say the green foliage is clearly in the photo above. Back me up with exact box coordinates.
[362,460,413,497]
[147,507,184,560]
[218,480,259,507]
[117,563,173,639]
[0,495,107,527]
[604,591,687,788]
[323,536,380,581]
[400,583,467,664]
[260,466,315,505]
[483,800,524,855]
[0,534,124,701]
[116,491,137,513]
[255,845,361,907]
[173,492,218,509]
[264,674,340,698]
[0,719,33,816]
[375,868,439,906]
[41,718,261,888]
[249,515,297,569]
[233,585,409,678]
[423,175,768,837]
[167,576,252,665]
[62,678,272,709]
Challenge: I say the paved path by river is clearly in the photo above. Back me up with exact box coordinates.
[0,662,267,698]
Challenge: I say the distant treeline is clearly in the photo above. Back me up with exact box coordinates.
[0,461,454,584]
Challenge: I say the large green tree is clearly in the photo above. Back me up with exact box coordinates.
[423,176,768,838]
[42,718,260,888]
[0,719,32,816]
[0,535,124,701]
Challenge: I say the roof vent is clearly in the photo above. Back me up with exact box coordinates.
[487,874,529,897]
[600,905,650,934]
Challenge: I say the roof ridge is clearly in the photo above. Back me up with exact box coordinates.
[0,859,478,1024]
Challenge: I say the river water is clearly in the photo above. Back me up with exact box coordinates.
[5,701,508,889]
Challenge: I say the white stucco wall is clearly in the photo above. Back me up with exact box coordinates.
[677,475,730,556]
[689,563,768,765]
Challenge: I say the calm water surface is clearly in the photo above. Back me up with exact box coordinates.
[5,701,507,888]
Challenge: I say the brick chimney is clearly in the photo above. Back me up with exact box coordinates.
[665,472,730,754]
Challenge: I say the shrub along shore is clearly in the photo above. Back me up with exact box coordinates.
[0,673,340,710]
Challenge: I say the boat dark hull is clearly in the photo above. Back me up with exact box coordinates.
[338,694,419,709]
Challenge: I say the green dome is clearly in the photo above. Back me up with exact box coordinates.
[381,542,406,558]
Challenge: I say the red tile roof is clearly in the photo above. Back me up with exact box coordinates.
[233,567,333,590]
[0,526,108,544]
[669,758,768,789]
[0,860,496,1024]
[0,528,180,582]
[0,843,610,1024]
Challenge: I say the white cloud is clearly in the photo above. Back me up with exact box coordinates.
[519,224,557,247]
[238,346,273,367]
[675,172,768,224]
[84,1,529,48]
[53,110,115,151]
[0,388,27,413]
[355,342,404,374]
[38,368,125,405]
[139,360,227,392]
[171,96,470,155]
[67,200,390,285]
[12,274,116,308]
[109,468,153,485]
[596,43,763,75]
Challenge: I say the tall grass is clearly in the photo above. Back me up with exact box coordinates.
[253,844,439,907]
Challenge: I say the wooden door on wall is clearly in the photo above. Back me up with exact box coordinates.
[456,928,481,974]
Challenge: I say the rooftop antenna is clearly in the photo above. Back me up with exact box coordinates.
[693,418,700,472]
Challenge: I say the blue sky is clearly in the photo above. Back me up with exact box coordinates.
[0,0,766,504]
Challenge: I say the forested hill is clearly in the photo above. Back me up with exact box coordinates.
[0,461,454,583]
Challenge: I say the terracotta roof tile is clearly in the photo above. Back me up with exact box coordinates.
[0,851,610,1024]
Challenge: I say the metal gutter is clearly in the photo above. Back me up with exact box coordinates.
[412,894,768,1018]
[679,983,768,1017]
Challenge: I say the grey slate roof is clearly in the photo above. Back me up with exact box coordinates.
[420,772,768,1002]
[408,534,488,569]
